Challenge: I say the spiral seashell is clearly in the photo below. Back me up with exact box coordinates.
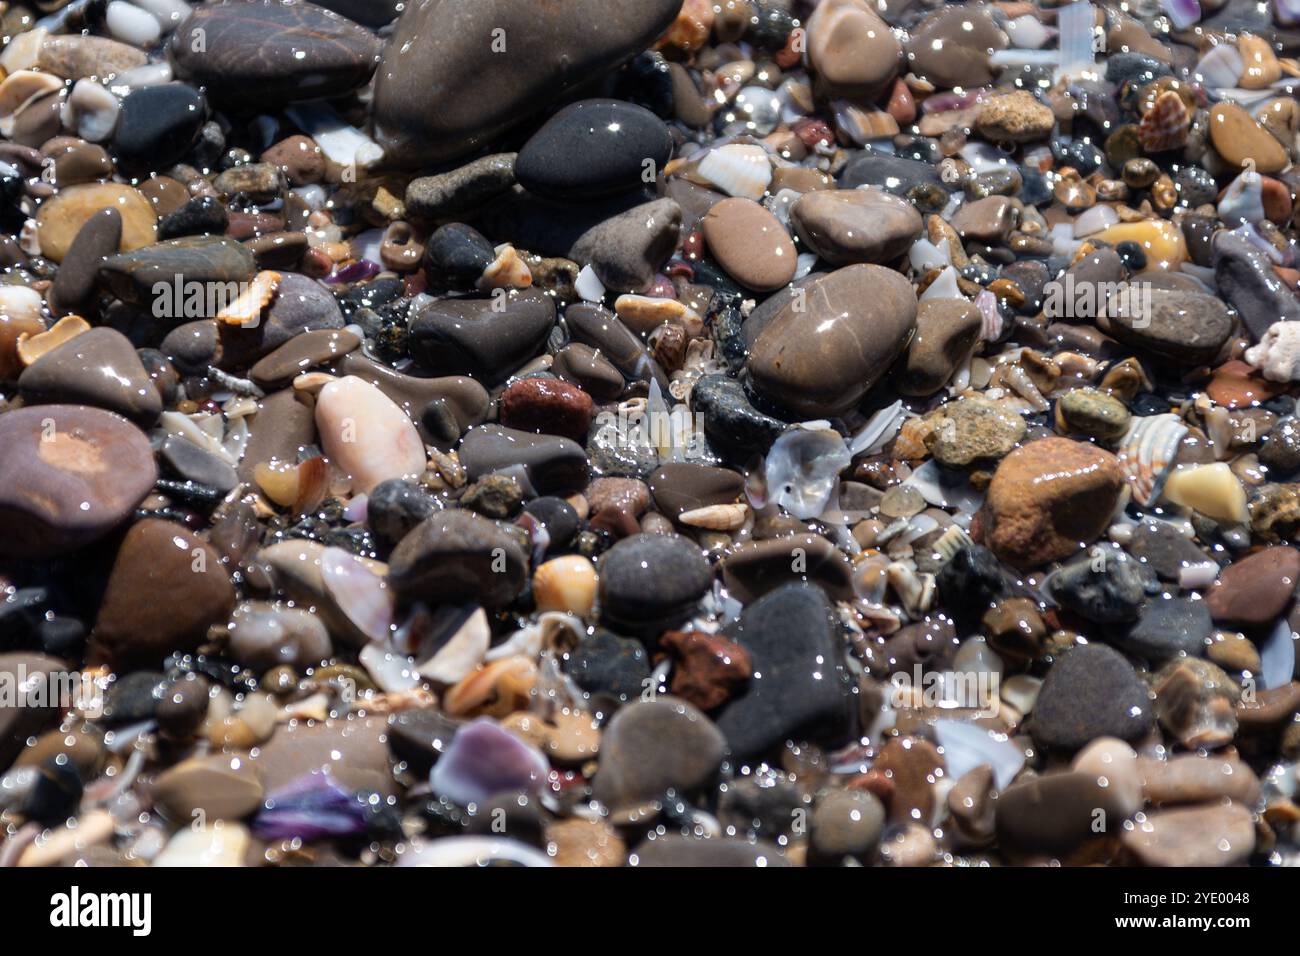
[1117,413,1189,506]
[649,321,688,372]
[1138,90,1190,153]
[932,524,975,563]
[1244,320,1300,382]
[678,503,749,531]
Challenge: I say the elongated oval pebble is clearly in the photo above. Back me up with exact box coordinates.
[315,375,427,494]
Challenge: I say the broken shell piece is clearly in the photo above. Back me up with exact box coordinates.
[1117,413,1188,506]
[61,79,121,143]
[1162,462,1250,524]
[292,371,337,394]
[320,545,394,645]
[16,314,91,367]
[1244,320,1300,382]
[253,460,301,508]
[678,503,748,531]
[418,606,491,684]
[443,656,537,718]
[477,243,533,290]
[0,70,63,132]
[932,524,974,563]
[692,143,772,199]
[216,270,281,327]
[765,424,852,520]
[613,294,704,337]
[887,562,936,617]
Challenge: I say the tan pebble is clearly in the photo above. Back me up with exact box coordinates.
[1238,34,1281,90]
[253,460,301,508]
[34,181,156,262]
[545,817,625,867]
[1206,631,1261,673]
[1209,102,1289,173]
[613,294,704,337]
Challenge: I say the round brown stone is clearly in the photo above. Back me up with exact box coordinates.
[977,437,1124,569]
[0,405,156,558]
[701,197,796,293]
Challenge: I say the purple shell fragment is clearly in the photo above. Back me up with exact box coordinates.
[429,717,550,806]
[252,772,370,841]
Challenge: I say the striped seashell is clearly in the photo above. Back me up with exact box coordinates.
[1138,90,1190,153]
[694,143,772,200]
[1117,413,1188,506]
[932,524,974,563]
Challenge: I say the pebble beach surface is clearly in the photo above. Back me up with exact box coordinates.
[2,0,1300,870]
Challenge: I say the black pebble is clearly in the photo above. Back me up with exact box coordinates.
[113,83,209,174]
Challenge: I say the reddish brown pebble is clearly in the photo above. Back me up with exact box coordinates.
[660,630,753,710]
[498,377,594,441]
[1206,546,1300,627]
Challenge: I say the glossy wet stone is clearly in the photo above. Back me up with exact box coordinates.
[701,197,797,292]
[978,438,1124,569]
[597,533,713,635]
[405,154,517,221]
[316,374,426,494]
[1030,644,1155,753]
[790,188,922,266]
[98,235,256,309]
[335,352,489,447]
[568,197,681,292]
[1101,287,1233,364]
[221,272,344,366]
[49,208,122,315]
[516,99,672,201]
[747,264,917,418]
[458,424,588,495]
[36,182,156,264]
[1119,596,1212,661]
[372,0,681,165]
[1206,546,1300,627]
[408,290,555,382]
[714,584,856,759]
[170,0,382,106]
[592,698,726,808]
[88,518,236,670]
[249,327,360,389]
[387,510,527,608]
[0,405,156,558]
[19,327,162,423]
[112,83,207,174]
